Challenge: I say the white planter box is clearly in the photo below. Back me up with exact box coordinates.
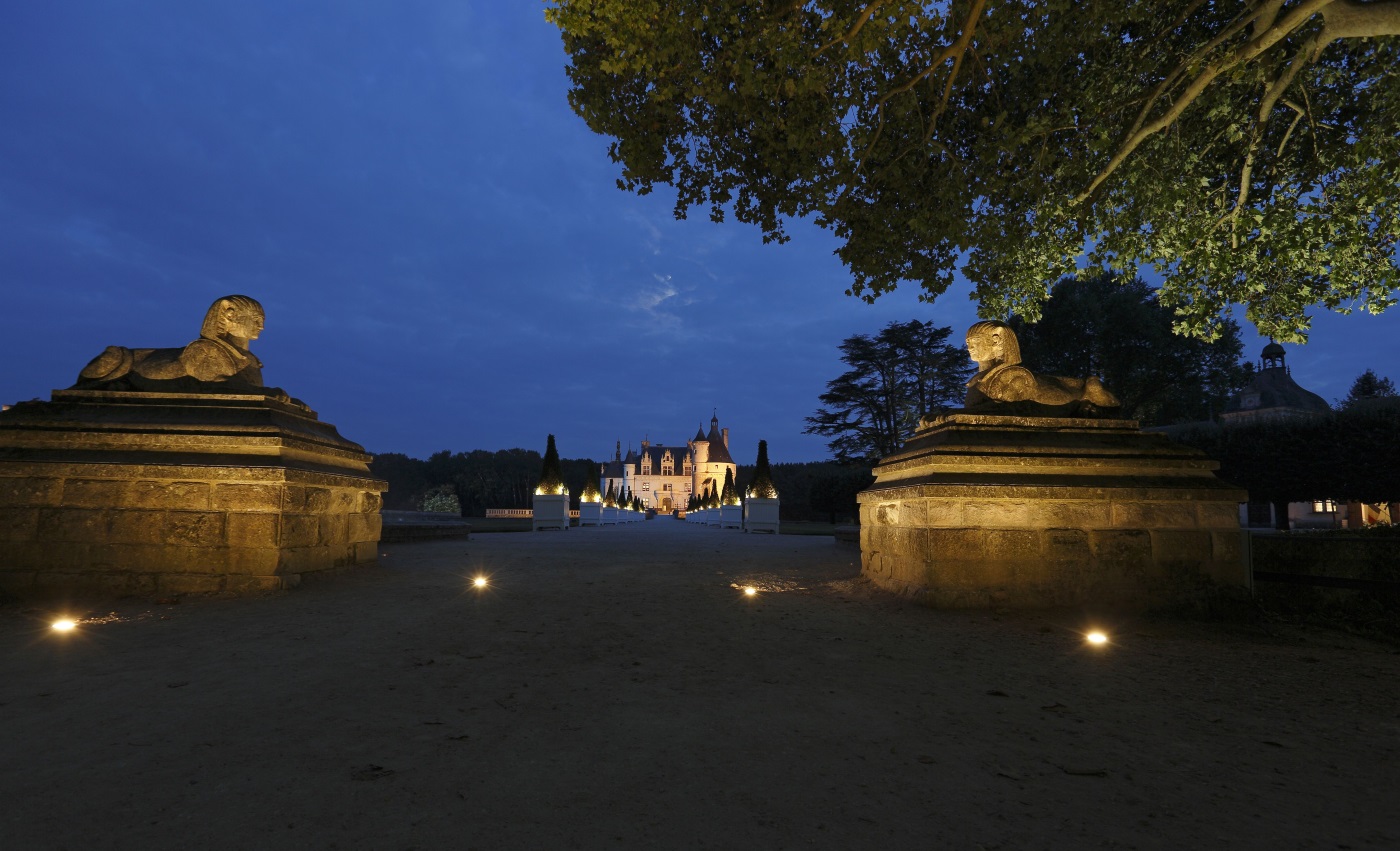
[531,494,570,531]
[743,498,780,534]
[602,506,619,525]
[578,501,602,526]
[720,504,741,528]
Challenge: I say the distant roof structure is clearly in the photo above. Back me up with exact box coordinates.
[628,443,689,474]
[704,414,734,464]
[1219,342,1330,426]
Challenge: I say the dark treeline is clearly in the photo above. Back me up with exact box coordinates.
[372,450,872,522]
[734,462,872,523]
[371,450,600,515]
[1172,402,1400,529]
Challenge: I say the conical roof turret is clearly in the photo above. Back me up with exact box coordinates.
[705,415,735,464]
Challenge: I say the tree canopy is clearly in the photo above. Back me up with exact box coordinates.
[804,319,969,461]
[1009,274,1249,424]
[547,1,1400,341]
[1338,368,1398,408]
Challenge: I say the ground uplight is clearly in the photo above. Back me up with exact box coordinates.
[743,586,757,597]
[52,619,77,633]
[472,576,489,590]
[1085,631,1109,646]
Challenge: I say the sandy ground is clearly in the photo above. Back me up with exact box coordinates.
[2,516,1397,851]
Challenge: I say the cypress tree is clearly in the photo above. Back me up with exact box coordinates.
[538,434,565,495]
[604,480,617,508]
[721,467,738,505]
[580,469,602,503]
[747,440,777,499]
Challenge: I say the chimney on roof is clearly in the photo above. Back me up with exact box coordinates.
[722,427,729,449]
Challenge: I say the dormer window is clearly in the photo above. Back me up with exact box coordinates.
[661,452,674,476]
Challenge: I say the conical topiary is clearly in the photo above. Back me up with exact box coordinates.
[603,480,617,508]
[537,434,565,495]
[747,440,777,499]
[721,467,738,505]
[580,471,602,503]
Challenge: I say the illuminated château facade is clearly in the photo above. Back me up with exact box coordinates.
[600,414,737,513]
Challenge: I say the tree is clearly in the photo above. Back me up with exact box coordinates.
[1009,274,1249,424]
[1338,369,1399,409]
[578,464,603,503]
[747,440,778,498]
[721,468,739,505]
[368,452,432,511]
[548,1,1400,341]
[1176,419,1333,529]
[808,468,873,524]
[804,320,969,461]
[418,485,461,514]
[538,434,566,495]
[1177,404,1400,527]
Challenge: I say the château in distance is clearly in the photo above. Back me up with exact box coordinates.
[601,413,737,513]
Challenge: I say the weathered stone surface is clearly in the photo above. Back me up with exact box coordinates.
[227,512,280,549]
[0,389,385,597]
[859,413,1249,609]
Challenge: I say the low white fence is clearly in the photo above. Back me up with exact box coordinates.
[485,508,581,518]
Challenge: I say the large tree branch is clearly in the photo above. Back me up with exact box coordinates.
[923,0,987,141]
[1075,0,1348,205]
[1320,0,1400,37]
[877,0,986,107]
[817,1,885,54]
[1228,37,1316,231]
[1125,5,1265,141]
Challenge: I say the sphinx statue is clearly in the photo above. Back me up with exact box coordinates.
[962,320,1120,417]
[73,295,294,401]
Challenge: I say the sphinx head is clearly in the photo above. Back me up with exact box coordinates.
[200,295,265,346]
[966,320,1021,369]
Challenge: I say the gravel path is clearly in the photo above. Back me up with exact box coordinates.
[3,517,1397,850]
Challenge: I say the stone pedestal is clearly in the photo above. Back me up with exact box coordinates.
[859,413,1249,609]
[0,390,386,596]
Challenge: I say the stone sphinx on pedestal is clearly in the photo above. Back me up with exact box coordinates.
[0,296,386,596]
[859,321,1248,609]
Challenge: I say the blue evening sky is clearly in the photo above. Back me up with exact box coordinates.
[1,2,1392,463]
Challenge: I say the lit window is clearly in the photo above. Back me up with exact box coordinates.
[1312,500,1337,513]
[642,483,650,490]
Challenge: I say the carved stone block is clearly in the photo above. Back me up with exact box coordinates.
[859,413,1249,609]
[0,390,386,596]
